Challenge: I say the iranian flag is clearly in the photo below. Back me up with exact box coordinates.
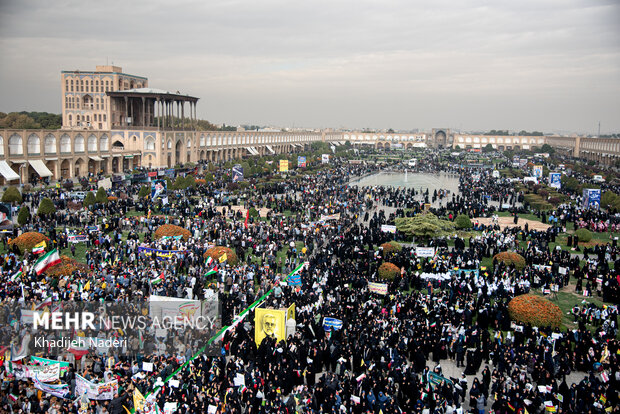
[33,249,61,276]
[36,295,53,310]
[205,257,214,268]
[150,272,164,285]
[67,339,89,360]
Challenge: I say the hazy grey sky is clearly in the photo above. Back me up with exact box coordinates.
[0,0,618,134]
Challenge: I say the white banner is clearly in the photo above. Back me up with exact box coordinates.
[13,363,60,382]
[380,225,396,233]
[415,247,435,257]
[76,374,118,400]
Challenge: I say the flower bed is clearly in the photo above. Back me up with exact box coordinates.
[8,232,50,253]
[154,224,191,241]
[508,294,563,328]
[107,196,119,202]
[378,262,400,281]
[380,241,402,255]
[493,251,526,270]
[45,255,88,277]
[204,246,239,266]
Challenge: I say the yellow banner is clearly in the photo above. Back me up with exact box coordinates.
[255,308,286,346]
[279,160,289,172]
[287,303,296,322]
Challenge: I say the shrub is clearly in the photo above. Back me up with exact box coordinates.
[107,196,118,202]
[248,207,259,217]
[63,181,74,191]
[378,262,400,281]
[195,179,206,185]
[17,206,30,226]
[45,255,88,277]
[8,232,50,253]
[493,251,526,270]
[205,173,214,182]
[37,198,56,216]
[380,241,402,255]
[95,187,108,204]
[508,294,562,328]
[454,214,472,229]
[204,246,239,266]
[154,224,191,241]
[574,228,593,243]
[1,186,22,203]
[548,197,561,206]
[538,189,549,198]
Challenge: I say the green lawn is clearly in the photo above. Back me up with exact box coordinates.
[59,242,88,262]
[245,241,306,270]
[532,289,616,336]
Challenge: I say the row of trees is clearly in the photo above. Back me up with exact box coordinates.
[0,111,62,129]
[1,185,115,226]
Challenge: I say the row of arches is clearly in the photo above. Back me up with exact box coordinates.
[0,154,142,186]
[0,133,109,156]
[194,133,320,148]
[157,143,309,168]
[344,134,427,142]
[456,136,545,145]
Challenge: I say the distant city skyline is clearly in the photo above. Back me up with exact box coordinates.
[0,0,618,135]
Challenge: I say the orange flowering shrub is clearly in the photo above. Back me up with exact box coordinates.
[380,241,402,255]
[204,246,239,266]
[378,262,400,281]
[154,224,191,241]
[8,232,50,253]
[494,251,526,270]
[45,255,88,277]
[107,196,118,202]
[195,179,206,185]
[508,294,562,328]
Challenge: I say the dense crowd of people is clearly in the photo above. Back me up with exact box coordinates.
[0,150,618,413]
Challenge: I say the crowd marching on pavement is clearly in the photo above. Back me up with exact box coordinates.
[0,149,618,414]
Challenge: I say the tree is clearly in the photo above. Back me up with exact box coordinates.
[173,176,187,190]
[482,143,494,153]
[538,144,555,154]
[1,186,22,204]
[205,173,214,182]
[17,206,30,226]
[37,198,56,216]
[601,191,618,210]
[184,174,196,188]
[95,187,108,204]
[395,213,456,240]
[138,185,150,198]
[83,191,96,207]
[0,112,40,129]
